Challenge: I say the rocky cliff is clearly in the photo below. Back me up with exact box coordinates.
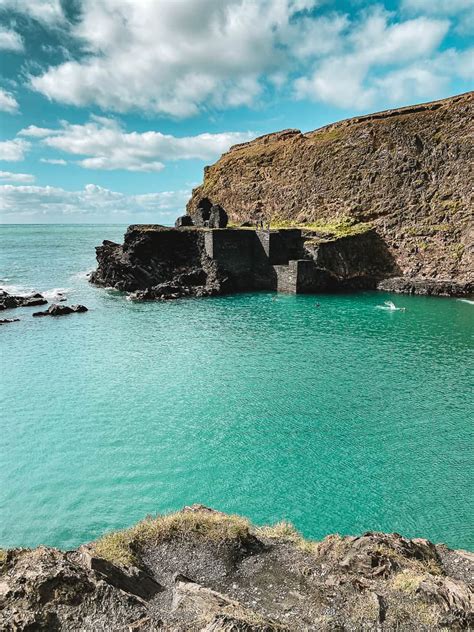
[187,92,473,289]
[1,506,472,631]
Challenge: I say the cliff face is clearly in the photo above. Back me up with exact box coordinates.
[187,93,474,286]
[1,506,473,631]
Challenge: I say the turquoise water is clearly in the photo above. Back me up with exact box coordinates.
[1,224,473,551]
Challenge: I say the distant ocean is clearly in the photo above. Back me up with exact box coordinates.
[1,224,473,551]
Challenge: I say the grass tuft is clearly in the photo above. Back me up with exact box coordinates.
[94,509,251,566]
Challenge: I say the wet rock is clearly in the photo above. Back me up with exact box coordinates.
[377,276,473,297]
[32,304,88,317]
[0,318,20,324]
[0,290,47,310]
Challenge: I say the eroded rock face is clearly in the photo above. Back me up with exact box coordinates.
[187,92,474,288]
[1,507,472,631]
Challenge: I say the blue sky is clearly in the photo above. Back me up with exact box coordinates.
[0,0,472,223]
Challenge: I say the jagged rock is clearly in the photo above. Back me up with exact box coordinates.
[175,215,194,228]
[208,204,228,228]
[32,304,88,317]
[77,547,163,600]
[0,318,20,324]
[0,290,47,310]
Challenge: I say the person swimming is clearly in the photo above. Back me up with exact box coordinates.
[376,301,406,311]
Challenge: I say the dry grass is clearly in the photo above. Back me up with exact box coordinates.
[256,521,321,556]
[373,545,442,576]
[384,599,440,629]
[391,569,426,594]
[94,509,251,566]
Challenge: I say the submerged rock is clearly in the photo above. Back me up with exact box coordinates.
[32,304,88,317]
[1,506,472,631]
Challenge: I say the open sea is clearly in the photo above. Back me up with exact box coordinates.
[1,224,473,551]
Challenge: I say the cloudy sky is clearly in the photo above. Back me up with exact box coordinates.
[0,0,472,223]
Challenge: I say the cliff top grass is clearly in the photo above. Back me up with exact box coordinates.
[93,507,251,566]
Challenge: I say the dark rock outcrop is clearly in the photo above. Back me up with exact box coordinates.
[208,204,228,229]
[0,291,47,310]
[32,304,88,317]
[187,92,474,292]
[91,224,403,299]
[175,214,194,228]
[90,225,228,300]
[1,506,472,631]
[0,318,20,324]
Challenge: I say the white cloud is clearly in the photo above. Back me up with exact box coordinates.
[0,27,23,51]
[18,125,58,138]
[0,139,30,161]
[29,0,320,116]
[401,0,472,13]
[0,183,190,221]
[40,158,67,165]
[33,116,256,172]
[0,170,35,183]
[0,87,18,113]
[294,8,451,109]
[0,0,63,24]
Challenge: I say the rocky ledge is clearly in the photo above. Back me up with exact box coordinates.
[1,506,472,631]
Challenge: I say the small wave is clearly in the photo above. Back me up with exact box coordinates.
[42,288,72,301]
[0,284,34,296]
[458,298,474,305]
[71,270,93,281]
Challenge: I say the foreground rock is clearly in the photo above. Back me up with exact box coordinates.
[32,304,88,317]
[187,92,473,294]
[0,318,20,325]
[0,290,47,310]
[1,506,472,630]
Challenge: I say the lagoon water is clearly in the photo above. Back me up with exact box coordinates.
[1,224,473,551]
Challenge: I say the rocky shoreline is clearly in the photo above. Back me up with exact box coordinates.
[90,223,473,300]
[1,505,472,631]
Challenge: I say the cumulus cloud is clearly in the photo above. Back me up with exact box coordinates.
[0,27,23,51]
[0,87,18,113]
[18,125,58,138]
[0,139,30,161]
[31,116,256,172]
[0,170,35,183]
[294,8,451,108]
[0,183,190,220]
[29,0,320,116]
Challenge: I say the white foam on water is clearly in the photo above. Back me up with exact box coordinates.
[458,298,474,305]
[71,270,93,281]
[42,288,72,301]
[376,300,406,311]
[0,284,34,296]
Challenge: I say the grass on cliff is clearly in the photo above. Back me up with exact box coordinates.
[94,509,251,566]
[269,217,372,238]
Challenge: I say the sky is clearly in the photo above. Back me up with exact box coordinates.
[0,0,472,224]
